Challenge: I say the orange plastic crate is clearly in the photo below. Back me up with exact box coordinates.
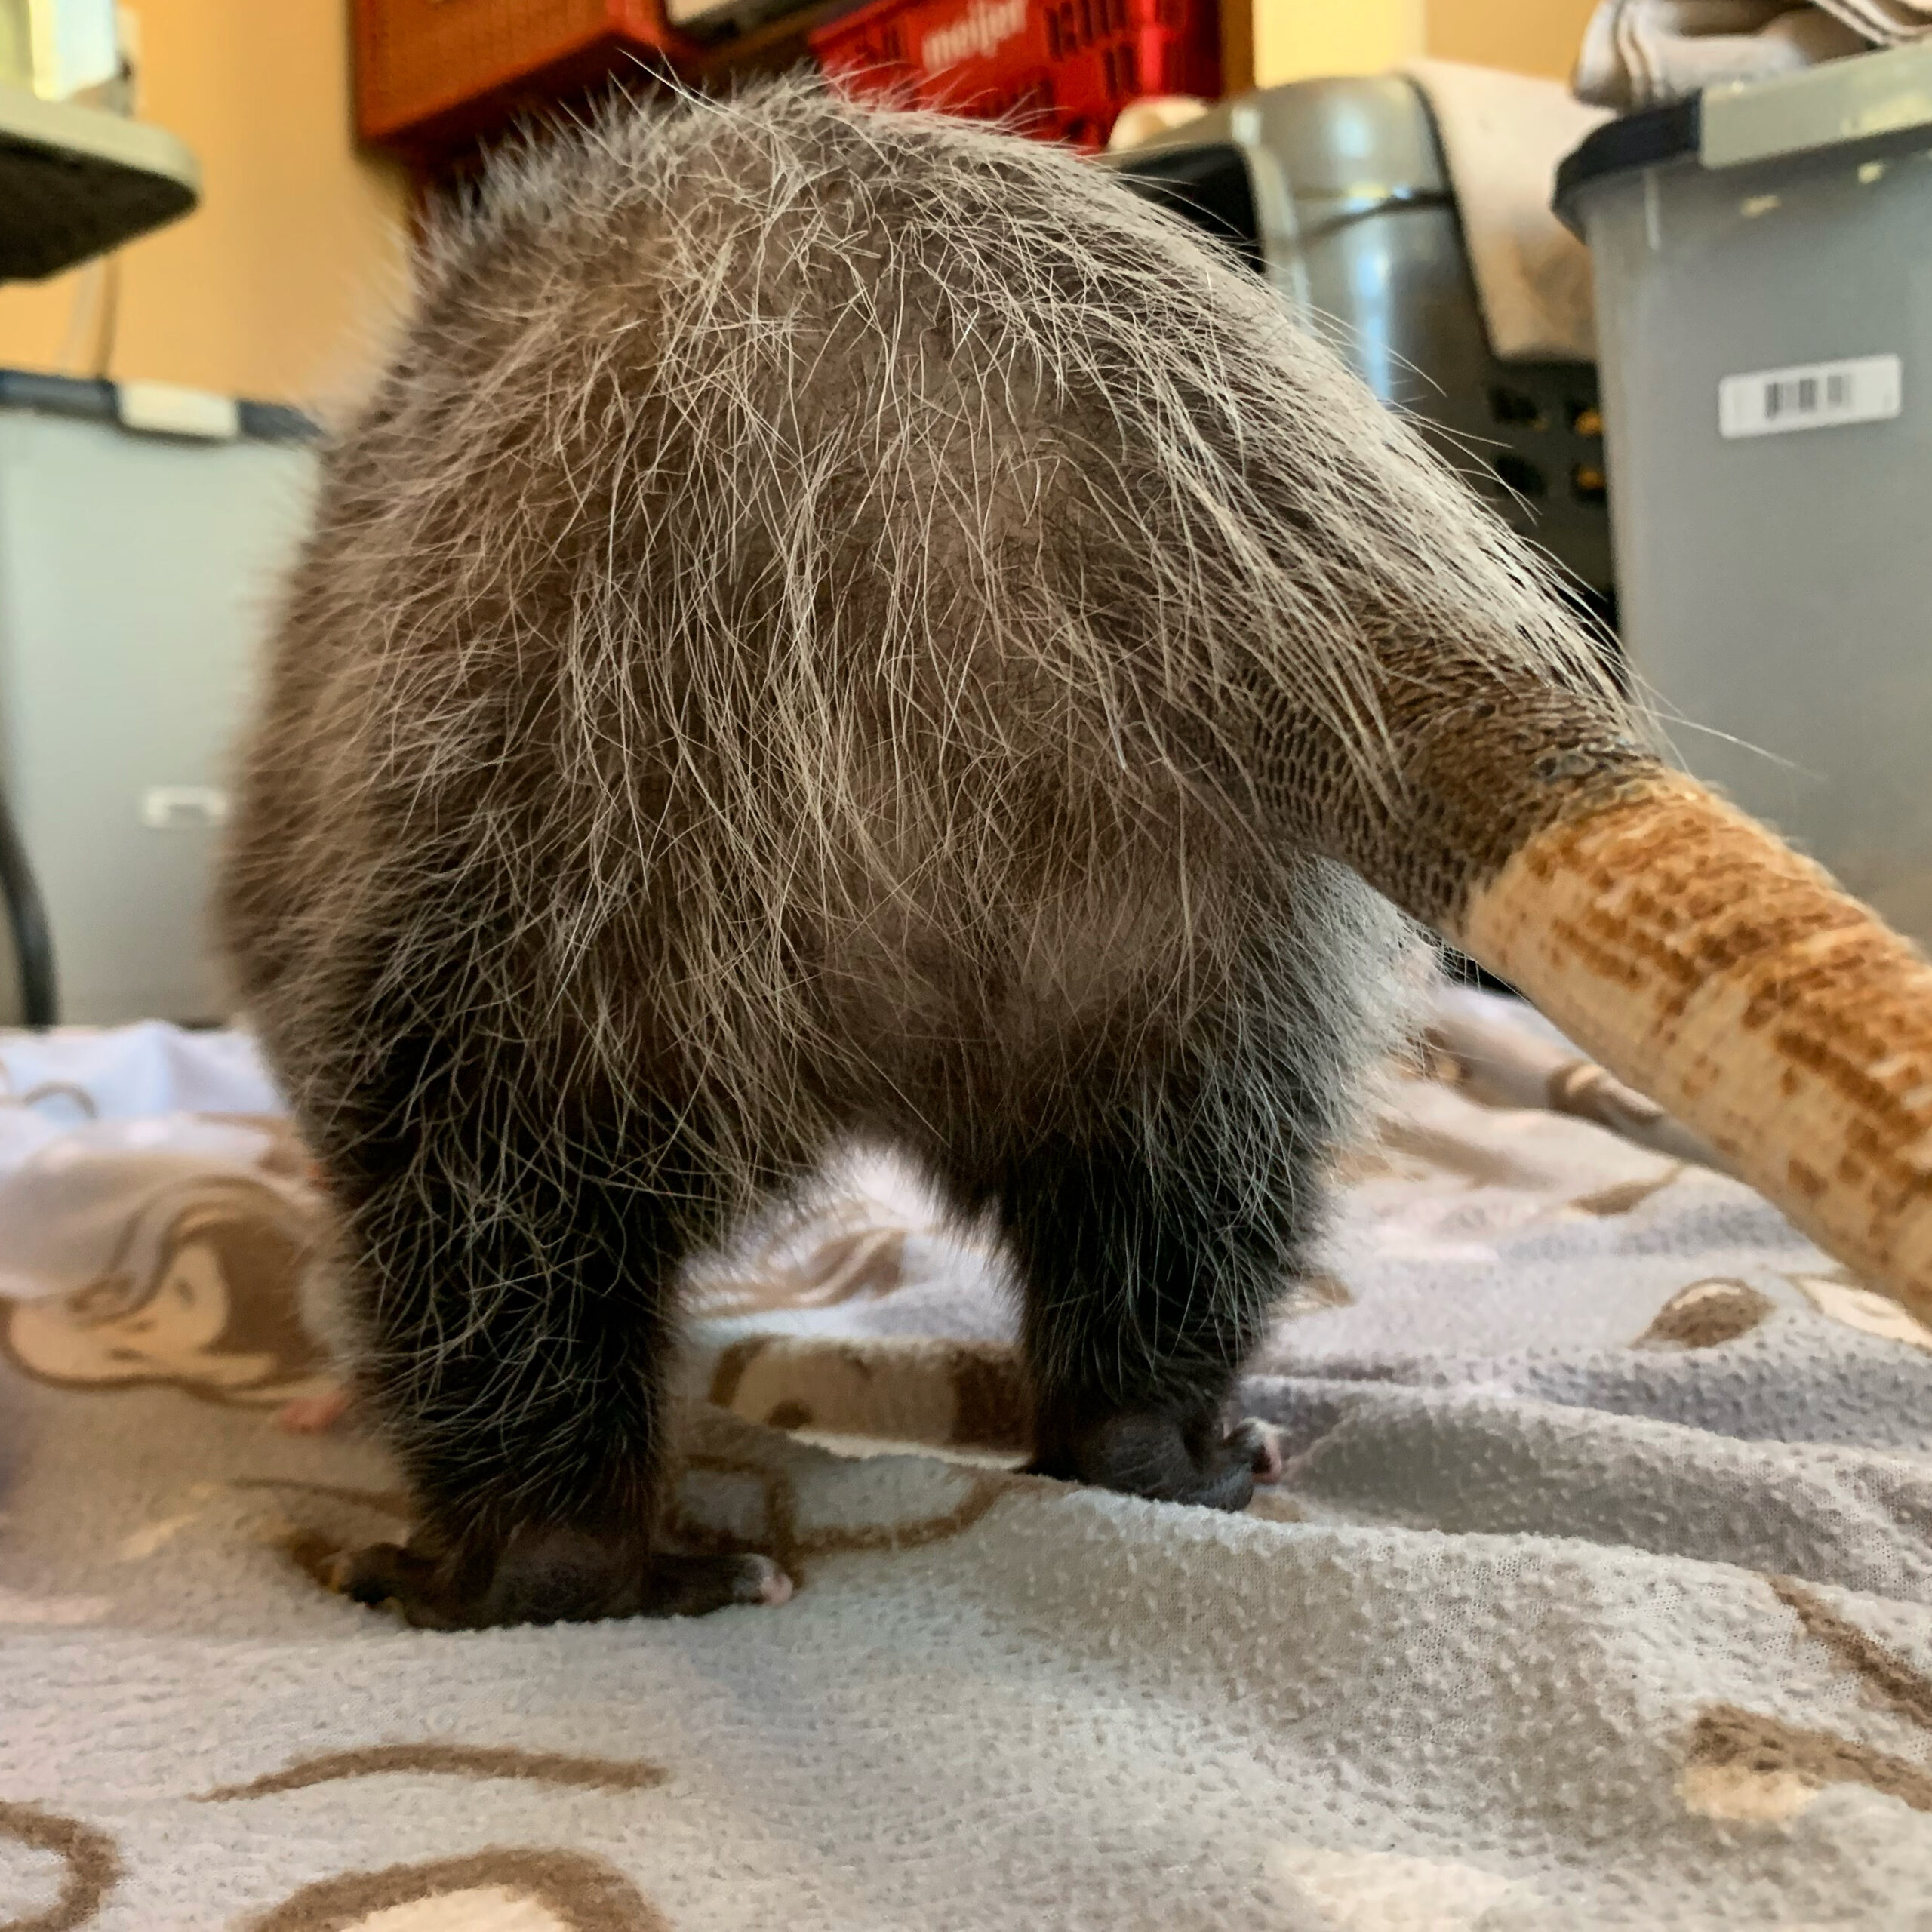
[354,0,693,158]
[810,0,1218,152]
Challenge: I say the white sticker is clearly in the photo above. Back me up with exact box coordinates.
[1718,352,1901,440]
[115,382,239,442]
[140,786,228,830]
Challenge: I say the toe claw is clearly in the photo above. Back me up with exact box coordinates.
[748,1555,794,1605]
[1232,1417,1285,1484]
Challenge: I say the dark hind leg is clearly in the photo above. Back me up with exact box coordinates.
[291,993,796,1629]
[940,1049,1324,1512]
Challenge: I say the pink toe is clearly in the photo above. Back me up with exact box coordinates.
[279,1385,352,1435]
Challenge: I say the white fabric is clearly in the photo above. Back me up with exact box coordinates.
[1573,0,1928,111]
[0,1023,305,1306]
[1404,60,1610,364]
[2,1005,1931,1926]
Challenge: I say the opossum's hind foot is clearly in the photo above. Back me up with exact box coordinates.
[1027,1405,1284,1513]
[327,1527,792,1630]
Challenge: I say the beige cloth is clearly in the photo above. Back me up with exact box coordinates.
[1573,0,1931,110]
[1403,60,1610,363]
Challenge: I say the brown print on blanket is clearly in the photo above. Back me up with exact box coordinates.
[0,1751,671,1928]
[709,1334,1032,1450]
[207,1750,671,1928]
[1681,1576,1932,1823]
[0,1798,120,1931]
[0,1175,330,1409]
[199,1744,668,1802]
[247,1849,669,1931]
[692,1217,915,1315]
[669,1407,1040,1589]
[1633,1279,1777,1350]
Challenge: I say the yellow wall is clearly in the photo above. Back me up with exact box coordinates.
[0,0,408,405]
[1252,0,1425,90]
[1250,0,1596,87]
[0,2,1596,401]
[1426,0,1598,78]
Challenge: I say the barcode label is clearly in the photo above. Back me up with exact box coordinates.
[1719,353,1901,440]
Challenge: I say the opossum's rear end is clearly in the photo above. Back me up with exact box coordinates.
[223,82,1642,1628]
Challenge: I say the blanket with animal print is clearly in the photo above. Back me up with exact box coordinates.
[1,994,1929,1930]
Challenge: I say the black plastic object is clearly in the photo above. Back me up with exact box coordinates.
[0,784,54,1027]
[0,368,320,441]
[1552,97,1701,235]
[238,399,322,443]
[0,107,197,281]
[0,369,115,420]
[1114,142,1269,275]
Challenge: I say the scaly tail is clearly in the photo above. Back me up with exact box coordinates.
[1452,769,1932,1324]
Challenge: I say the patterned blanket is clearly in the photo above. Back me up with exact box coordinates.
[2,995,1928,1930]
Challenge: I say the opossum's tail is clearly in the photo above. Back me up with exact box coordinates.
[1270,611,1932,1318]
[1443,770,1932,1327]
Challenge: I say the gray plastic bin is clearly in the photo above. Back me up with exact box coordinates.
[1557,43,1932,942]
[0,373,317,1024]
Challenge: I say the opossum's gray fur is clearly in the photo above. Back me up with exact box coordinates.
[221,78,1637,1624]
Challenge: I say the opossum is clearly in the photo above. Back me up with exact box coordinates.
[220,79,1652,1629]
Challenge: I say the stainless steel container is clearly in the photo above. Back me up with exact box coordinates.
[1112,75,1615,629]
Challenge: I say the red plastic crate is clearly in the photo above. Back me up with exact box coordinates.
[809,0,1220,152]
[354,0,694,159]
